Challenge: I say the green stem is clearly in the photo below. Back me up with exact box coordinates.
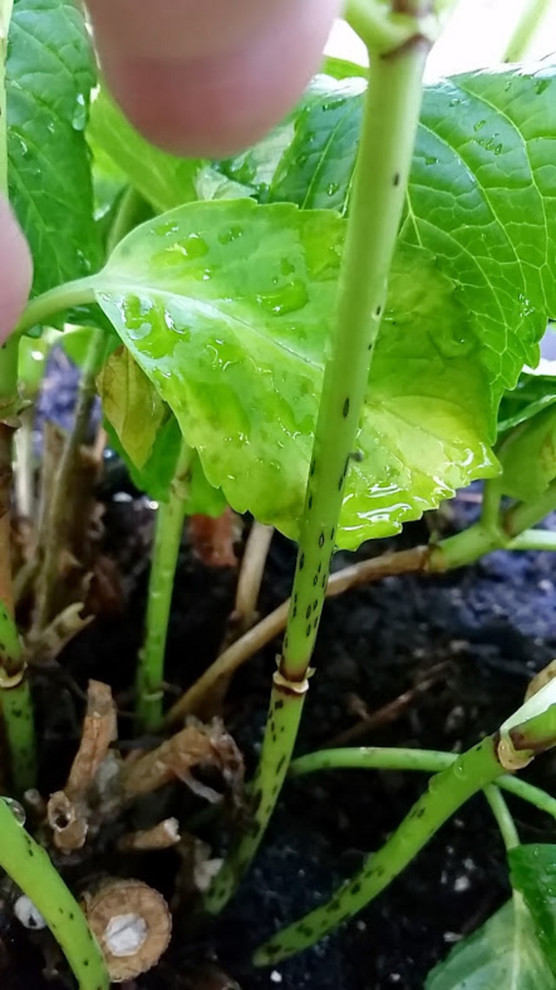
[509,528,556,552]
[0,797,109,987]
[106,185,145,257]
[481,477,502,531]
[484,784,520,851]
[0,604,35,791]
[504,0,553,62]
[254,703,556,964]
[15,276,98,337]
[431,480,556,570]
[504,480,556,537]
[290,746,556,819]
[136,439,191,731]
[205,23,432,916]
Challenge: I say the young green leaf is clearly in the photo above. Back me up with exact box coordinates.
[425,899,555,989]
[91,198,495,548]
[88,89,205,214]
[7,0,101,294]
[510,844,556,973]
[498,403,556,501]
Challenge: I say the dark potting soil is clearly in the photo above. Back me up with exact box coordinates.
[6,352,556,988]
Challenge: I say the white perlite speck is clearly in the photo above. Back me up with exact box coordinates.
[104,913,148,957]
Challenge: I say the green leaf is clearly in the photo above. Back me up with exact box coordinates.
[426,898,555,989]
[100,350,226,512]
[510,844,556,973]
[220,63,556,397]
[320,55,368,80]
[7,0,101,294]
[498,403,556,501]
[97,346,168,469]
[88,88,205,214]
[91,199,496,549]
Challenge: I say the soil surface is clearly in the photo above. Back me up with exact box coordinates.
[4,352,556,989]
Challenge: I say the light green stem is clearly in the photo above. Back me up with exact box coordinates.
[106,185,144,257]
[254,704,556,964]
[205,24,432,915]
[0,603,35,791]
[431,480,556,570]
[509,528,556,552]
[504,0,553,62]
[484,784,520,851]
[504,480,556,537]
[136,440,191,731]
[290,746,556,819]
[0,797,109,988]
[15,276,98,337]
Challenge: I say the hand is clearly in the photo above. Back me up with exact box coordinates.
[87,0,341,156]
[0,0,340,340]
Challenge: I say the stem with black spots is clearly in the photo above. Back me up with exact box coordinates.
[0,797,109,988]
[254,703,556,964]
[205,14,433,914]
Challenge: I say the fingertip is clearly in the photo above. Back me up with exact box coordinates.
[91,0,341,157]
[0,198,33,342]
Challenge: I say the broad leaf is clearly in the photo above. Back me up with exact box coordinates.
[498,403,556,501]
[88,89,204,214]
[219,63,556,399]
[91,199,495,548]
[511,844,556,973]
[7,0,101,293]
[426,898,555,989]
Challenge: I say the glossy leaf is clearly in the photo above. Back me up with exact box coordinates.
[426,899,555,989]
[7,0,101,294]
[220,63,556,398]
[498,403,556,501]
[88,89,204,214]
[91,199,495,548]
[510,844,556,973]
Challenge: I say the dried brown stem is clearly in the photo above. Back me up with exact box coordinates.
[324,662,448,748]
[121,717,244,801]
